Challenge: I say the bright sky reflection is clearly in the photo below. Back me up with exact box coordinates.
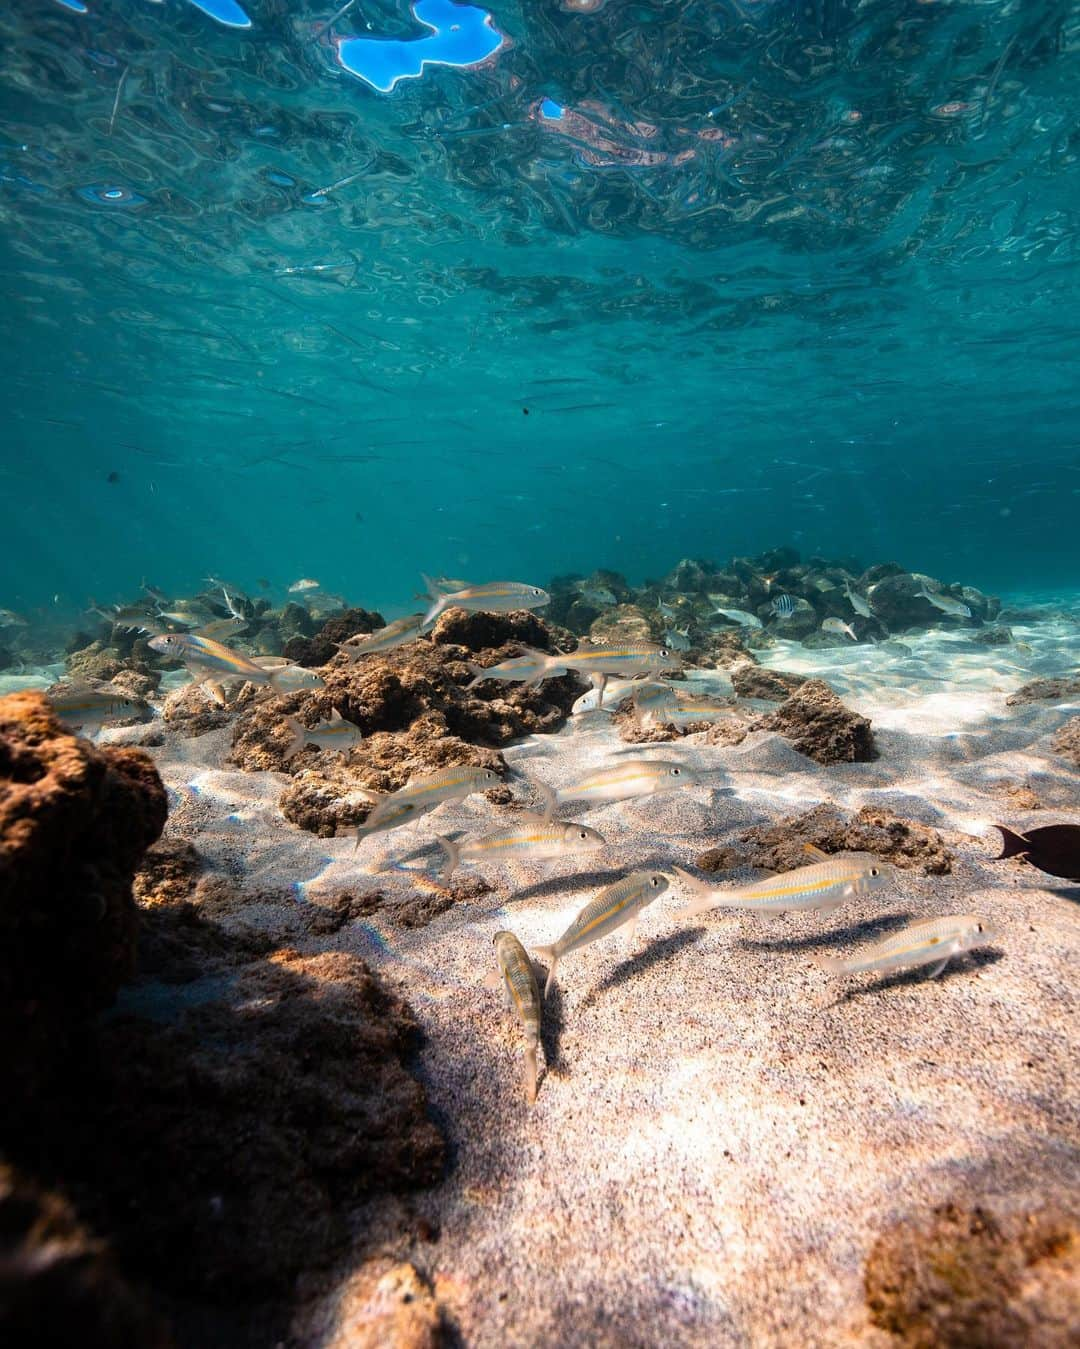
[336,0,505,94]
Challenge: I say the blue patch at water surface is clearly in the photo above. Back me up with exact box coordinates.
[186,0,252,28]
[75,184,147,207]
[336,0,504,93]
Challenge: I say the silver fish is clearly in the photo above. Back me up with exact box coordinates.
[149,633,318,701]
[541,759,701,815]
[821,617,857,642]
[844,582,872,618]
[488,931,542,1103]
[571,677,639,716]
[435,820,605,880]
[533,871,669,995]
[355,765,502,845]
[916,584,972,619]
[676,846,891,918]
[560,645,678,707]
[284,708,362,759]
[657,599,678,622]
[337,614,425,659]
[420,575,550,627]
[631,681,679,724]
[664,627,693,653]
[195,616,248,641]
[288,578,322,593]
[711,607,763,630]
[577,583,617,606]
[47,680,146,729]
[665,696,741,726]
[466,649,565,689]
[771,594,796,618]
[813,913,996,980]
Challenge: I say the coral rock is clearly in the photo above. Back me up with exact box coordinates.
[865,1201,1079,1348]
[294,1259,442,1349]
[733,803,951,874]
[588,604,657,646]
[430,607,555,651]
[1052,717,1080,769]
[758,680,877,765]
[1007,675,1080,707]
[284,607,385,667]
[973,625,1013,646]
[730,665,806,701]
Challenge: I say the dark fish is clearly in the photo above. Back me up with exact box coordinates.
[994,824,1080,882]
[771,594,796,618]
[106,470,120,484]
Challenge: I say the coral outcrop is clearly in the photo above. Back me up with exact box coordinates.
[284,606,385,667]
[757,679,877,765]
[730,665,806,701]
[1007,674,1080,706]
[1052,717,1080,769]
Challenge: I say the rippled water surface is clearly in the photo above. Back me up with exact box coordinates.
[1,0,1077,608]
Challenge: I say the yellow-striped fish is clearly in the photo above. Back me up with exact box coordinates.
[337,613,425,660]
[149,633,323,699]
[486,931,542,1103]
[47,681,146,729]
[420,575,550,627]
[284,709,362,759]
[466,649,565,689]
[355,765,501,846]
[562,644,677,679]
[631,681,678,724]
[532,871,669,995]
[434,820,605,880]
[675,845,891,919]
[813,913,996,980]
[665,696,742,727]
[539,759,701,816]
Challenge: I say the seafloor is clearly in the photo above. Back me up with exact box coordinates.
[1,576,1078,1347]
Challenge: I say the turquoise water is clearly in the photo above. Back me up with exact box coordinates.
[1,0,1078,618]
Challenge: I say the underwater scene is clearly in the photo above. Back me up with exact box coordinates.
[1,0,1078,1345]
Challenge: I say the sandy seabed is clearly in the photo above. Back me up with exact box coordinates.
[8,605,1078,1346]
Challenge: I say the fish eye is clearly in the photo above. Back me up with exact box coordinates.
[870,867,879,877]
[578,830,589,840]
[660,647,670,657]
[650,876,661,887]
[670,766,681,776]
[532,588,543,596]
[977,922,984,933]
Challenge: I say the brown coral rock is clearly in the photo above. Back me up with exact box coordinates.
[0,691,167,1106]
[1051,717,1080,769]
[284,607,385,667]
[726,803,952,875]
[865,1202,1079,1348]
[1006,675,1080,707]
[132,840,202,908]
[730,665,807,701]
[295,1259,442,1349]
[588,604,656,646]
[758,679,876,765]
[429,607,557,651]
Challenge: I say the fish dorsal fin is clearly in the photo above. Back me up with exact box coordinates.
[327,708,345,723]
[803,843,829,860]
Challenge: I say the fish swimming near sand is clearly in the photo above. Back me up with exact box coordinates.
[771,594,796,618]
[355,765,502,846]
[420,575,550,628]
[812,914,996,981]
[486,931,542,1103]
[916,584,972,618]
[631,681,679,724]
[559,644,678,708]
[993,823,1080,882]
[532,870,670,995]
[466,649,565,689]
[47,680,147,729]
[284,708,362,759]
[435,820,605,880]
[148,633,317,702]
[337,614,426,659]
[710,606,763,630]
[821,617,858,642]
[675,846,891,919]
[571,677,639,716]
[665,696,743,727]
[844,581,872,618]
[538,758,701,816]
[288,577,321,593]
[195,616,248,641]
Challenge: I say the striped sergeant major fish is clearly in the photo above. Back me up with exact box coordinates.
[532,870,670,995]
[535,759,701,818]
[771,594,796,618]
[675,845,891,919]
[419,575,550,628]
[336,613,426,660]
[355,765,502,846]
[434,820,605,880]
[813,913,996,981]
[485,932,543,1103]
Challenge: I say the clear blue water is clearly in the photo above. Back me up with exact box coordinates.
[1,0,1078,619]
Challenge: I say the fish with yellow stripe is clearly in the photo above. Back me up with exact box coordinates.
[813,913,996,980]
[485,931,543,1103]
[149,631,324,704]
[420,575,550,627]
[355,765,501,846]
[536,759,701,818]
[675,844,891,919]
[532,870,669,995]
[47,680,148,730]
[336,613,426,660]
[559,644,679,709]
[434,820,605,880]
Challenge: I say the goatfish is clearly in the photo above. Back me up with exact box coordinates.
[420,575,550,628]
[533,870,670,995]
[916,584,972,618]
[250,658,326,694]
[812,914,996,980]
[47,680,147,729]
[561,644,678,708]
[337,614,425,659]
[486,932,542,1103]
[711,606,763,630]
[148,633,313,701]
[284,708,362,759]
[537,759,701,817]
[435,820,605,880]
[631,681,679,723]
[675,845,891,919]
[572,677,639,716]
[355,765,502,846]
[821,617,857,642]
[466,649,566,689]
[195,616,248,641]
[665,696,743,727]
[844,581,872,618]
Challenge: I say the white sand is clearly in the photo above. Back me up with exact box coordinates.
[7,606,1079,1345]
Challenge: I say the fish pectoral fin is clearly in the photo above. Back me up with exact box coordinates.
[926,957,951,979]
[625,913,641,946]
[803,843,829,860]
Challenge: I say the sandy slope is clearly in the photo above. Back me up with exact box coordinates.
[6,609,1079,1346]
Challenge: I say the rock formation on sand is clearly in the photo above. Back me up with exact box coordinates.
[757,679,877,765]
[696,802,953,875]
[1052,717,1080,769]
[1006,673,1080,706]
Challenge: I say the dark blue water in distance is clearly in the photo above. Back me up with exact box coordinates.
[1,0,1078,620]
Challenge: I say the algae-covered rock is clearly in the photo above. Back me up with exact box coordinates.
[1052,717,1080,769]
[588,604,657,646]
[758,679,876,765]
[729,802,952,874]
[1006,674,1080,706]
[730,665,806,701]
[284,606,385,667]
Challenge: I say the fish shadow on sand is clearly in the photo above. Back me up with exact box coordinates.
[579,927,704,1010]
[740,911,913,956]
[1036,884,1080,905]
[537,974,566,1081]
[830,947,1006,1005]
[507,860,673,905]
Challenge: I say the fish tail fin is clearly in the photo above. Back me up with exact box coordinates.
[524,1047,538,1104]
[811,953,845,974]
[465,663,486,690]
[282,717,306,760]
[993,824,1030,860]
[533,945,558,996]
[420,574,447,628]
[672,866,714,919]
[435,834,459,882]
